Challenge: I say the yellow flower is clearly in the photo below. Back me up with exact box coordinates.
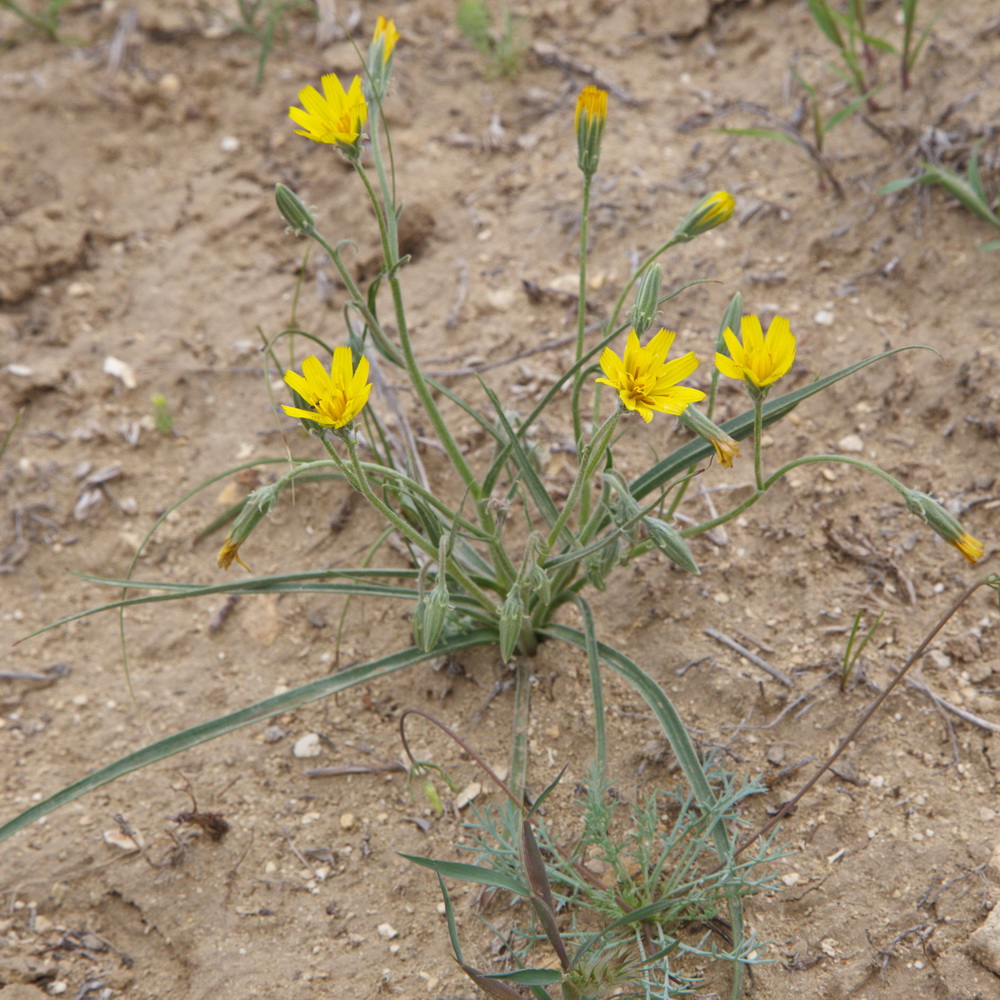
[217,537,249,571]
[282,349,372,429]
[373,15,400,63]
[289,74,368,148]
[715,314,796,389]
[575,85,607,131]
[596,328,706,423]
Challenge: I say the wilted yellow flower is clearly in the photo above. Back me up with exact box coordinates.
[679,406,740,468]
[282,349,372,429]
[575,85,607,176]
[216,482,283,572]
[372,15,400,63]
[289,74,368,149]
[715,314,796,390]
[596,328,706,423]
[217,537,249,571]
[903,488,985,565]
[954,532,985,564]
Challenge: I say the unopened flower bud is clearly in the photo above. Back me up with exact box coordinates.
[275,183,315,235]
[902,489,984,564]
[575,85,607,177]
[497,590,525,662]
[630,264,662,336]
[217,482,282,570]
[644,517,699,574]
[586,536,621,591]
[412,578,451,652]
[679,406,741,468]
[675,190,735,241]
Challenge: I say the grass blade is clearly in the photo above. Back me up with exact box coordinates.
[0,631,495,844]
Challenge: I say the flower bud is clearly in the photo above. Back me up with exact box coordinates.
[217,482,282,571]
[629,264,662,336]
[412,578,451,652]
[902,489,984,564]
[643,516,700,573]
[675,190,735,241]
[497,590,525,662]
[365,15,400,102]
[679,406,740,468]
[275,183,315,236]
[575,85,607,177]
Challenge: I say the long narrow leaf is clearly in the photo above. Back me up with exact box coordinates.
[0,632,496,844]
[400,855,530,896]
[480,382,561,531]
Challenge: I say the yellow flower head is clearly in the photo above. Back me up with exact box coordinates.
[282,349,372,429]
[289,74,368,148]
[715,314,796,390]
[596,328,706,423]
[372,15,400,63]
[575,85,607,131]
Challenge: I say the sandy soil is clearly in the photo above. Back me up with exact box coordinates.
[2,1,1000,998]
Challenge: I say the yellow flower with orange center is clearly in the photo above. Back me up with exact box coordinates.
[282,349,372,429]
[715,314,796,390]
[596,328,706,423]
[289,74,368,149]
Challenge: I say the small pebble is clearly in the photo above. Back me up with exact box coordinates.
[340,812,356,831]
[220,135,241,152]
[814,309,835,325]
[837,433,864,453]
[377,922,399,939]
[292,733,322,758]
[455,782,481,810]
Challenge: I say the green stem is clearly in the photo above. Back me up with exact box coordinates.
[352,162,480,498]
[753,395,765,491]
[572,174,593,448]
[682,453,912,538]
[545,409,620,552]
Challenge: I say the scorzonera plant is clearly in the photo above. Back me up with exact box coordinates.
[2,15,986,1000]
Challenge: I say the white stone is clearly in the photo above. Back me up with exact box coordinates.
[837,433,864,453]
[292,732,322,758]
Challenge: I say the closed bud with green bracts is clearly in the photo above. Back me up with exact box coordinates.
[902,488,984,565]
[217,482,283,571]
[274,183,316,235]
[674,189,735,241]
[412,579,451,652]
[644,516,700,574]
[497,590,525,662]
[629,264,662,336]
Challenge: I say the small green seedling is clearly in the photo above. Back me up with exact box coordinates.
[841,607,883,692]
[456,0,524,77]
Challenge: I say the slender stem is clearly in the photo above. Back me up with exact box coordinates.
[352,162,481,498]
[572,174,593,448]
[731,578,990,862]
[681,453,914,539]
[545,409,620,552]
[753,395,765,491]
